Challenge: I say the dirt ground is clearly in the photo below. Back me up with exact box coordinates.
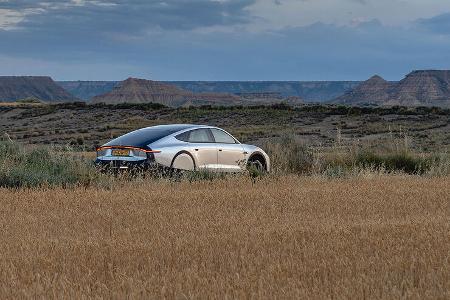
[1,104,449,152]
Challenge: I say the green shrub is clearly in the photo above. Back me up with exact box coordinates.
[0,141,100,188]
[264,135,316,175]
[356,151,430,174]
[263,135,444,176]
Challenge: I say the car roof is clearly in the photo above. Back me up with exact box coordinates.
[142,124,213,131]
[103,124,204,148]
[143,124,198,130]
[103,124,239,148]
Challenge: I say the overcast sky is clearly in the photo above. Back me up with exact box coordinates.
[1,0,450,81]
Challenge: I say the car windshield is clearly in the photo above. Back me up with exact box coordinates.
[104,125,193,148]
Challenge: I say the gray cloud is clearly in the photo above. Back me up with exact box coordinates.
[1,0,257,31]
[1,1,450,80]
[0,0,60,9]
[416,13,450,35]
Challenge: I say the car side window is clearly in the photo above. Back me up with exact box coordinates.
[175,131,190,142]
[187,129,214,143]
[210,129,236,144]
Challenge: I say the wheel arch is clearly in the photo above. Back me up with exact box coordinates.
[248,151,269,171]
[170,150,197,170]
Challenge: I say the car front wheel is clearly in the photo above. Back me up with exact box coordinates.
[247,157,266,174]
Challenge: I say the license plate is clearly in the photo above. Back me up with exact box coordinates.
[111,149,130,157]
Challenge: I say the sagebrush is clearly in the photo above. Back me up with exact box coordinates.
[0,141,100,188]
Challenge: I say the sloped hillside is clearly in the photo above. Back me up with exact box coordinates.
[332,70,450,107]
[392,70,450,106]
[58,80,360,102]
[91,78,245,107]
[91,78,190,106]
[170,81,360,102]
[332,75,394,105]
[0,76,78,102]
[58,81,118,101]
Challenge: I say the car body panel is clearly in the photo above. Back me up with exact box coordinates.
[216,143,245,172]
[188,142,218,169]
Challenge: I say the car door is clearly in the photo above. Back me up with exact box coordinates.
[185,129,218,170]
[210,128,245,172]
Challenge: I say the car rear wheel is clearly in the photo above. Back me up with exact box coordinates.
[172,152,195,171]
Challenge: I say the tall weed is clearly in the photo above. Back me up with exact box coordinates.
[263,134,448,177]
[0,140,101,188]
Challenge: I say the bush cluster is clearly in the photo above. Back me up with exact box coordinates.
[1,136,449,189]
[263,136,449,177]
[0,141,99,188]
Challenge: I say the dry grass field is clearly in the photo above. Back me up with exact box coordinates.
[0,176,449,299]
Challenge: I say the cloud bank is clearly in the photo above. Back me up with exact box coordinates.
[1,0,450,80]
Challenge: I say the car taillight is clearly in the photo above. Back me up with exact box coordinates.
[97,149,107,157]
[131,149,147,158]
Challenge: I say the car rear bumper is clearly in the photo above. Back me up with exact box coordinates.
[95,158,158,172]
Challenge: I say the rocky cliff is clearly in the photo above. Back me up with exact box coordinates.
[91,78,189,106]
[58,81,118,101]
[0,76,78,102]
[332,75,395,105]
[392,70,450,106]
[90,78,307,107]
[91,78,243,107]
[58,80,360,102]
[170,81,359,102]
[332,71,450,107]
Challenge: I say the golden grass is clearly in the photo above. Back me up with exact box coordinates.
[0,102,44,107]
[0,176,449,299]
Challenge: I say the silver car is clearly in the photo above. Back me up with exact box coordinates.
[95,124,270,173]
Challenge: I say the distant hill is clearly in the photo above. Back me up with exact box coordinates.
[332,75,395,105]
[170,81,360,102]
[393,70,450,106]
[58,81,118,101]
[90,78,306,107]
[0,76,78,102]
[91,78,189,106]
[91,78,244,107]
[332,70,450,107]
[57,80,360,102]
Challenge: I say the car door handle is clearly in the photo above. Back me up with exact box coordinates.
[218,149,223,152]
[194,149,199,151]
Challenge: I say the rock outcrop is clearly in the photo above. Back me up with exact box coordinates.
[92,78,188,106]
[91,78,243,107]
[0,76,78,102]
[91,77,307,107]
[59,80,360,102]
[332,71,450,107]
[392,70,450,106]
[332,75,394,105]
[58,81,119,101]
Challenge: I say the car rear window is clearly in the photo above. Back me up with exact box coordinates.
[104,125,192,148]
